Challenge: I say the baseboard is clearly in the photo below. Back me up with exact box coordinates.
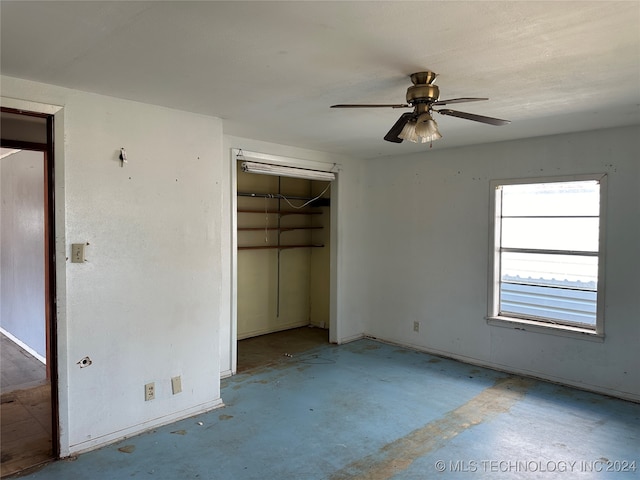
[68,398,225,455]
[0,327,46,364]
[335,332,365,345]
[238,321,309,341]
[365,334,640,404]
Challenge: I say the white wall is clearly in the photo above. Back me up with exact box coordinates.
[362,125,640,401]
[2,76,226,455]
[0,150,46,359]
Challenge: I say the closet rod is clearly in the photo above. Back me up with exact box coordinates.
[237,192,316,201]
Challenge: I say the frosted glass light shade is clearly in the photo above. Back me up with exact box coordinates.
[414,113,442,142]
[398,120,418,142]
[398,113,442,143]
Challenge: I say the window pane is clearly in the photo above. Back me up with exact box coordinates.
[501,181,599,217]
[500,282,597,325]
[493,177,603,330]
[502,217,599,251]
[501,251,598,288]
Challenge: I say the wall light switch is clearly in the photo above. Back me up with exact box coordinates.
[71,243,86,263]
[171,376,182,395]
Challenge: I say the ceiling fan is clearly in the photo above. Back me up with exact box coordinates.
[331,71,510,144]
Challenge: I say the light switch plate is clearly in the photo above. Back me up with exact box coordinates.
[171,376,182,395]
[71,243,85,263]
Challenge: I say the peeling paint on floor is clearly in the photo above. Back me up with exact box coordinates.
[329,377,535,480]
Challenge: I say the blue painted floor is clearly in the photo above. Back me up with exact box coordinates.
[18,339,640,479]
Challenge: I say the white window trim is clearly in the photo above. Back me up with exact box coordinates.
[486,173,607,342]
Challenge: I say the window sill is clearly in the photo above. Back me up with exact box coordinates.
[486,316,604,343]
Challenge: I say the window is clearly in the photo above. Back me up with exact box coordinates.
[488,175,606,338]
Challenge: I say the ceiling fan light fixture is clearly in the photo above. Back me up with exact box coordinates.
[398,119,417,142]
[331,70,509,144]
[414,112,442,142]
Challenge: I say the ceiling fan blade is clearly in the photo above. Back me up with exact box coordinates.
[432,97,488,106]
[384,112,413,143]
[436,109,510,126]
[331,104,410,109]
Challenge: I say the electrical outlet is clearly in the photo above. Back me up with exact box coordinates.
[145,382,155,401]
[413,321,420,333]
[171,376,182,395]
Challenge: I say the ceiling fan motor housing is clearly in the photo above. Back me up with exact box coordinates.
[406,71,440,104]
[406,84,440,104]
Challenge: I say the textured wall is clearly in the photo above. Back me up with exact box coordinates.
[2,76,226,455]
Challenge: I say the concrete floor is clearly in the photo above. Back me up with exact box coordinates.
[1,384,53,478]
[1,334,46,391]
[237,326,329,372]
[1,334,53,478]
[16,334,640,479]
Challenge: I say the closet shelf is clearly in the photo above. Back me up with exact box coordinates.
[237,209,322,216]
[238,226,323,232]
[238,244,324,250]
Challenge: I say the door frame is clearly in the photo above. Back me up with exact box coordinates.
[1,104,61,458]
[228,148,341,375]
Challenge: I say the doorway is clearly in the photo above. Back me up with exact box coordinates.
[232,150,335,373]
[0,108,58,477]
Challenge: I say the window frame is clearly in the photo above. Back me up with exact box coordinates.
[487,174,607,342]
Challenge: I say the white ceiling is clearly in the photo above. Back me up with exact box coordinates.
[1,1,639,160]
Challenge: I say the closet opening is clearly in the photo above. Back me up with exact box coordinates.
[233,152,334,373]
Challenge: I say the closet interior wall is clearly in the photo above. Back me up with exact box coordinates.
[236,162,331,339]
